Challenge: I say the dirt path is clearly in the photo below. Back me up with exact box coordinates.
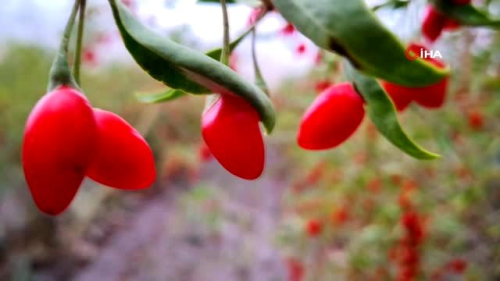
[74,149,290,281]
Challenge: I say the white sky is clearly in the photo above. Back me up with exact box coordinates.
[0,0,403,88]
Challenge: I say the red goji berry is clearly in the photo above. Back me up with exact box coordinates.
[86,109,156,190]
[22,86,98,215]
[202,94,265,180]
[298,83,365,150]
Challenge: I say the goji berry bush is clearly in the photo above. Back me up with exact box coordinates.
[0,0,500,280]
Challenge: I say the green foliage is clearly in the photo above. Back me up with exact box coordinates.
[272,0,449,87]
[347,63,440,160]
[108,0,276,133]
[432,0,500,27]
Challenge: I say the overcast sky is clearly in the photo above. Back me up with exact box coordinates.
[0,0,406,88]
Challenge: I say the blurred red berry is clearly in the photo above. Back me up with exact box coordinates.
[286,257,305,281]
[202,94,265,180]
[444,19,461,31]
[332,207,349,225]
[83,48,98,66]
[368,178,382,193]
[280,22,296,36]
[305,219,323,237]
[383,43,449,109]
[447,259,467,274]
[305,161,326,185]
[468,110,484,130]
[422,6,447,42]
[298,83,365,150]
[296,43,306,55]
[198,143,213,163]
[314,80,331,94]
[452,0,471,5]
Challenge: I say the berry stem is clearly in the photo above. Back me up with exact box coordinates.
[48,0,81,91]
[74,0,87,86]
[220,0,230,66]
[251,28,269,96]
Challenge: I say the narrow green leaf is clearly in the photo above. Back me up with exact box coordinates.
[431,0,500,27]
[272,0,449,87]
[136,89,187,103]
[206,28,251,61]
[346,63,440,160]
[108,0,275,133]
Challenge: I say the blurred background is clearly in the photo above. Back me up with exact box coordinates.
[1,0,500,280]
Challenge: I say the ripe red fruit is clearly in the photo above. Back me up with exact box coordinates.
[86,109,156,189]
[452,0,471,5]
[383,44,449,109]
[280,22,296,36]
[286,257,305,281]
[332,207,349,225]
[22,86,97,215]
[298,83,365,150]
[444,19,461,31]
[422,6,447,42]
[198,142,213,163]
[468,110,484,130]
[446,259,467,274]
[201,94,265,180]
[380,81,413,111]
[412,58,448,108]
[296,43,306,55]
[305,219,323,237]
[314,80,331,94]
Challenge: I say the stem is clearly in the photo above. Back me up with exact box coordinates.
[74,0,87,86]
[251,28,269,95]
[60,0,81,55]
[47,0,81,91]
[220,0,230,65]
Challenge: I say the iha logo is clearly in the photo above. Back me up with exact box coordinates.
[405,46,443,61]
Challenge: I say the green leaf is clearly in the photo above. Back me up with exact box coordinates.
[108,0,275,133]
[206,28,252,61]
[271,0,449,87]
[372,0,409,11]
[431,0,500,27]
[136,89,187,103]
[346,63,440,160]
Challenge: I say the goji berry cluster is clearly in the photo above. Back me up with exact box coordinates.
[23,85,155,215]
[382,43,450,111]
[422,0,471,42]
[388,180,426,281]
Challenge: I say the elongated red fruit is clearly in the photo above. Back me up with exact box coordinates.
[422,6,447,42]
[298,83,365,150]
[86,109,156,189]
[411,57,448,108]
[201,94,265,180]
[383,43,449,109]
[380,81,413,112]
[22,86,97,215]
